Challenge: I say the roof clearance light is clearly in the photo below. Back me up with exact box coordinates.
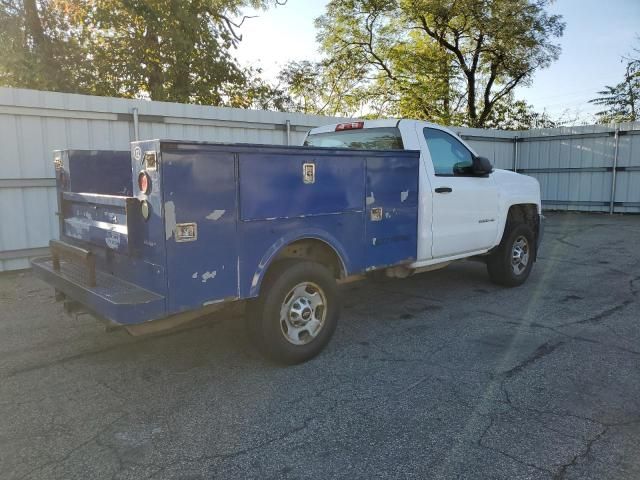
[335,121,364,131]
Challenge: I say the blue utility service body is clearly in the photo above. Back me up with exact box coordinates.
[32,140,420,326]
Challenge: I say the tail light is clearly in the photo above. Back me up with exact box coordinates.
[138,171,151,194]
[335,121,364,131]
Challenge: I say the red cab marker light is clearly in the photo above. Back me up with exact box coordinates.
[335,121,364,131]
[138,171,151,194]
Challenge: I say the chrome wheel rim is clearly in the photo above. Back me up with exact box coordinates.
[279,282,327,345]
[511,236,530,276]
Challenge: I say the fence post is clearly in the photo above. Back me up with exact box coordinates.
[285,119,291,146]
[132,107,140,141]
[513,135,519,172]
[609,126,620,214]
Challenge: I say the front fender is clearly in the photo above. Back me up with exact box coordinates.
[248,228,352,298]
[494,201,542,247]
[492,169,542,246]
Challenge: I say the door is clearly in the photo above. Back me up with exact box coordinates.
[418,126,499,259]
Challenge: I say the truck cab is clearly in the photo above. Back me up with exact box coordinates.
[305,119,543,274]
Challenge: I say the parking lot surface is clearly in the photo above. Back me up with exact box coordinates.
[1,212,639,479]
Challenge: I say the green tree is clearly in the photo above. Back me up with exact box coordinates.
[483,95,556,130]
[309,0,564,127]
[223,67,292,110]
[0,1,89,92]
[0,0,285,104]
[590,52,639,124]
[277,60,369,116]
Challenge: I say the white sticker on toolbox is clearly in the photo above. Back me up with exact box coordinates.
[105,231,121,250]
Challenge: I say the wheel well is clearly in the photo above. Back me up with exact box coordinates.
[504,204,540,259]
[269,239,345,279]
[506,204,538,230]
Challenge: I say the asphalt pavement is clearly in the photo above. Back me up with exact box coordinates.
[1,212,639,479]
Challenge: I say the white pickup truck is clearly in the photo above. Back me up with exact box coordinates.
[304,119,543,285]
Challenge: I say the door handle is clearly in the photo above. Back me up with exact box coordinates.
[435,187,453,193]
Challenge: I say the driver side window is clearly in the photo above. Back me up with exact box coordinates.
[423,127,473,176]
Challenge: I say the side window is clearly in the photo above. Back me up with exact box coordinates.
[423,127,473,176]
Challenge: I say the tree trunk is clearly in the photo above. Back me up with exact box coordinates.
[144,27,165,101]
[466,72,478,126]
[442,55,450,122]
[626,64,637,121]
[23,0,45,48]
[22,0,57,89]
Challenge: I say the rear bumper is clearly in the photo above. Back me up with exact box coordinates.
[31,256,165,325]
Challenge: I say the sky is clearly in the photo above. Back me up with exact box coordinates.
[235,0,640,121]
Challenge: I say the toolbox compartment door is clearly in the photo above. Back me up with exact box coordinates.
[238,152,365,221]
[160,144,239,313]
[365,154,419,268]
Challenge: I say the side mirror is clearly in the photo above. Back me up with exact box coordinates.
[472,156,493,175]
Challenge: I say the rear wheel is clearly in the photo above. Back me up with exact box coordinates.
[487,223,535,287]
[246,260,339,364]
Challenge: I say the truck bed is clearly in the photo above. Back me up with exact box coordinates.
[33,141,420,326]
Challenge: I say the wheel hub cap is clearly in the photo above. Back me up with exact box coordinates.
[511,236,530,276]
[280,282,327,345]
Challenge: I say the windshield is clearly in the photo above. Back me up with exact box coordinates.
[304,127,404,150]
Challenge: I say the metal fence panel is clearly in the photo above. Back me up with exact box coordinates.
[517,124,640,213]
[458,123,640,214]
[518,125,616,212]
[613,122,640,213]
[1,86,638,272]
[456,127,516,170]
[0,87,347,271]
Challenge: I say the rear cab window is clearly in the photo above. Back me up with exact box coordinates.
[304,127,404,150]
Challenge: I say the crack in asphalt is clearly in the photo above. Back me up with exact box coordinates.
[569,299,634,326]
[2,315,227,379]
[552,425,608,480]
[466,301,640,480]
[17,412,129,480]
[550,418,640,479]
[502,341,565,379]
[145,401,339,479]
[476,309,640,356]
[476,416,555,476]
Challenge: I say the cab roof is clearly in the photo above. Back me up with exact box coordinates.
[308,119,401,135]
[307,119,445,135]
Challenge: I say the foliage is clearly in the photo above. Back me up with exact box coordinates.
[276,60,370,116]
[590,51,639,124]
[1,0,569,125]
[0,0,89,92]
[483,96,556,130]
[298,0,565,127]
[0,0,285,104]
[224,67,292,110]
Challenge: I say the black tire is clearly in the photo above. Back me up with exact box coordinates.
[487,223,535,287]
[245,260,340,364]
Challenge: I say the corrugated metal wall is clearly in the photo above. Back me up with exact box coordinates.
[458,123,640,214]
[0,87,347,271]
[455,127,516,170]
[1,87,638,271]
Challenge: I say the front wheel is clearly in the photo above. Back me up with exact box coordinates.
[486,223,535,287]
[245,260,340,364]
